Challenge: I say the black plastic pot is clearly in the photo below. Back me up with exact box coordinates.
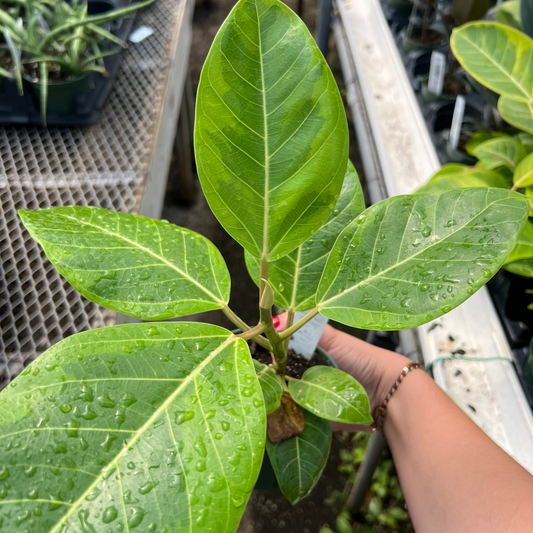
[402,26,448,54]
[420,75,471,105]
[26,72,95,116]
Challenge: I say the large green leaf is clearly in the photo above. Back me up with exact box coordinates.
[416,167,511,194]
[254,360,283,414]
[0,322,265,532]
[266,409,331,504]
[19,206,230,320]
[499,96,533,135]
[194,0,348,260]
[504,220,533,263]
[245,161,364,310]
[472,137,527,170]
[316,188,529,330]
[451,22,533,102]
[288,366,372,424]
[513,151,533,188]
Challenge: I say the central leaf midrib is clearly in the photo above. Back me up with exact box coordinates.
[49,335,236,533]
[256,0,270,259]
[59,213,224,304]
[319,195,521,308]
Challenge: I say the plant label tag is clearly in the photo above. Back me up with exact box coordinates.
[428,51,446,95]
[449,95,466,150]
[129,26,154,43]
[288,311,329,360]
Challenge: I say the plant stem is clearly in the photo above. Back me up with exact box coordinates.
[221,304,272,350]
[421,0,430,42]
[283,309,295,351]
[260,256,268,299]
[278,307,320,342]
[236,323,267,341]
[259,280,287,374]
[260,305,287,374]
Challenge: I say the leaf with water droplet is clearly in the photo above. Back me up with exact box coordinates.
[18,206,231,321]
[267,408,331,504]
[0,322,265,532]
[318,188,528,329]
[195,0,348,260]
[289,366,372,424]
[253,360,282,414]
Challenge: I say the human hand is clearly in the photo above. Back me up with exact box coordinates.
[274,314,411,431]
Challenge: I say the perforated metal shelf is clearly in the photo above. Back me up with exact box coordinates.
[0,0,194,389]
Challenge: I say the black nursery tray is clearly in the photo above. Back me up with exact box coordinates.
[0,0,136,126]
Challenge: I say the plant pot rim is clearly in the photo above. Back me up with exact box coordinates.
[23,70,93,87]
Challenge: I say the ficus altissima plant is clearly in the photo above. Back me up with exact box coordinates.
[0,0,529,531]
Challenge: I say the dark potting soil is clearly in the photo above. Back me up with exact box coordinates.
[443,77,468,96]
[409,27,445,46]
[249,340,329,378]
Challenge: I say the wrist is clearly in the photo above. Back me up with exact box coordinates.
[372,352,413,421]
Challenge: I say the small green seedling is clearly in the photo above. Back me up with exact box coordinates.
[0,1,528,531]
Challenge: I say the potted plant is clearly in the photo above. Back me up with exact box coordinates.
[0,0,528,530]
[402,0,447,54]
[0,0,154,124]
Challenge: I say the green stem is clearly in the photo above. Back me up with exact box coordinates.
[278,307,320,342]
[283,309,295,352]
[260,305,287,375]
[236,323,267,341]
[259,256,268,299]
[221,304,272,350]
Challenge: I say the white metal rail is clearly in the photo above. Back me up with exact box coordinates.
[334,0,533,473]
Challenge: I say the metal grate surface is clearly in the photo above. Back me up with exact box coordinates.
[0,0,189,389]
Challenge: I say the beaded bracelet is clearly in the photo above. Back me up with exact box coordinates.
[372,361,423,433]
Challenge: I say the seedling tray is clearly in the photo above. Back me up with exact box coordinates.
[0,0,136,126]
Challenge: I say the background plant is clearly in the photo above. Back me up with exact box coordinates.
[320,433,412,533]
[418,20,533,278]
[0,0,154,123]
[0,0,528,531]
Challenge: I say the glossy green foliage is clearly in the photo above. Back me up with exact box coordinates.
[472,137,527,171]
[513,152,533,188]
[253,360,283,414]
[245,162,364,310]
[266,409,331,504]
[416,165,511,194]
[194,0,348,260]
[451,22,533,134]
[289,366,372,424]
[19,206,230,320]
[0,323,265,532]
[316,188,529,330]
